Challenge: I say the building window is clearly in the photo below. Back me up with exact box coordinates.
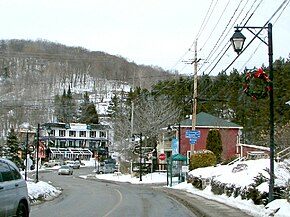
[69,131,76,137]
[100,131,106,138]
[60,141,66,148]
[78,141,83,148]
[79,131,86,137]
[59,130,66,137]
[90,131,96,138]
[49,130,55,136]
[68,141,74,147]
[89,142,96,149]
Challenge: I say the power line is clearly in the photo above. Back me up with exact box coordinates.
[199,0,247,74]
[223,0,290,72]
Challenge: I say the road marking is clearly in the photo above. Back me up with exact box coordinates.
[102,188,123,217]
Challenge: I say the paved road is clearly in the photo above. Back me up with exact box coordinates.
[30,167,194,217]
[30,167,253,217]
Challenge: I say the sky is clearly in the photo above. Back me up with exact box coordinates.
[0,0,289,76]
[27,158,290,217]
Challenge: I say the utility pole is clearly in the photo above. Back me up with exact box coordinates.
[191,40,198,154]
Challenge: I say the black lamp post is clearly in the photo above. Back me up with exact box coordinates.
[35,123,40,183]
[25,131,29,181]
[231,23,275,202]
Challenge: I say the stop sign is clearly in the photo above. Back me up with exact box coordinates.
[159,153,166,161]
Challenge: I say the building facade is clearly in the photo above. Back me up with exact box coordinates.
[157,112,244,163]
[40,122,110,160]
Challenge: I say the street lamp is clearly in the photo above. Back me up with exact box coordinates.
[231,23,275,202]
[35,123,40,183]
[25,131,29,181]
[230,28,246,54]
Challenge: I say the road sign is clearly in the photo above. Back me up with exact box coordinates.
[186,130,201,138]
[190,138,197,144]
[159,153,166,161]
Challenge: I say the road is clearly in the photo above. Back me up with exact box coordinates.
[30,167,253,217]
[30,167,195,217]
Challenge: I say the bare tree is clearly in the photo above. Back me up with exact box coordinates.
[133,95,180,140]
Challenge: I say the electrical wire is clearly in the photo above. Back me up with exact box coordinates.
[199,0,246,74]
[196,0,219,40]
[223,0,290,72]
[196,0,215,40]
[199,0,231,51]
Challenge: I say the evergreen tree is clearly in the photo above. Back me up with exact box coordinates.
[54,87,77,123]
[3,128,22,167]
[108,94,120,118]
[65,85,77,123]
[206,129,223,162]
[54,94,63,122]
[79,92,99,124]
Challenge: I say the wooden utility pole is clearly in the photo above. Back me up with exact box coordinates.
[191,40,198,154]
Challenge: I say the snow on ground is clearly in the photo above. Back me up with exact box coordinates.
[27,159,290,217]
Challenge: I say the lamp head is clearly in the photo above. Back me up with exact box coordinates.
[230,29,246,54]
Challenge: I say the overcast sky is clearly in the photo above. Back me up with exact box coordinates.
[0,0,289,76]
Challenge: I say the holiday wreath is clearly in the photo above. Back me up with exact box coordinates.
[242,68,271,100]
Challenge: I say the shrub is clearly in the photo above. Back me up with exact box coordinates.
[211,180,226,195]
[206,129,223,163]
[252,173,268,187]
[189,150,216,170]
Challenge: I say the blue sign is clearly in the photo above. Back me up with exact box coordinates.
[186,130,201,138]
[172,139,179,155]
[190,138,197,144]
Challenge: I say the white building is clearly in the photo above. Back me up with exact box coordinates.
[41,123,110,160]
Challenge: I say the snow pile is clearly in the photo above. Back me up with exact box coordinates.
[27,180,61,204]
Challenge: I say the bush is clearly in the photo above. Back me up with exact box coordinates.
[211,180,226,195]
[189,150,216,170]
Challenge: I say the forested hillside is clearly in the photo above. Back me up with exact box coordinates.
[0,39,289,151]
[0,39,173,143]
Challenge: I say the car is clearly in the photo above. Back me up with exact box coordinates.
[0,158,30,217]
[71,161,80,169]
[58,165,73,175]
[64,161,80,169]
[43,160,62,167]
[94,164,118,174]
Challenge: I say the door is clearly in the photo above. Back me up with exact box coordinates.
[0,160,17,217]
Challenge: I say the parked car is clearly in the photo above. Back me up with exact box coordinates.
[0,158,30,217]
[64,161,80,169]
[71,161,80,169]
[94,164,118,174]
[43,160,62,167]
[58,165,73,175]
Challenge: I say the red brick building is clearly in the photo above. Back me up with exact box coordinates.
[158,112,243,161]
